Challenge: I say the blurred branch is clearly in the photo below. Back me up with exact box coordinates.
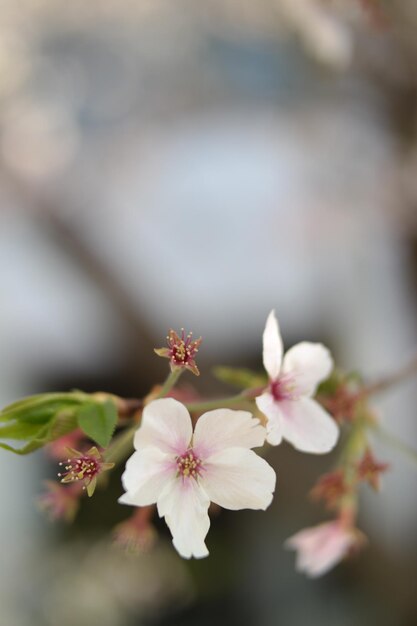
[375,423,417,467]
[0,161,160,380]
[362,354,417,396]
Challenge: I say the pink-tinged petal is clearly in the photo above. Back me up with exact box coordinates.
[157,476,210,559]
[119,447,175,507]
[285,521,355,577]
[280,397,339,454]
[193,409,266,458]
[263,310,283,381]
[134,398,193,455]
[282,342,333,397]
[200,447,276,511]
[255,392,283,446]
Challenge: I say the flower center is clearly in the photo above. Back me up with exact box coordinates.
[168,329,200,366]
[58,455,100,484]
[173,342,187,364]
[270,374,298,401]
[176,450,203,479]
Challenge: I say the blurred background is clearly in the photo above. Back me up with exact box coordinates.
[1,0,417,624]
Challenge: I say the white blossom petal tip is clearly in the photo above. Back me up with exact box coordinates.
[262,309,283,381]
[279,398,339,454]
[120,447,175,507]
[118,492,134,506]
[158,477,211,559]
[283,342,334,397]
[200,447,276,511]
[134,398,193,455]
[193,408,267,458]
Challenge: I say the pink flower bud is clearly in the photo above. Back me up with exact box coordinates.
[37,480,82,523]
[113,507,157,554]
[285,520,365,577]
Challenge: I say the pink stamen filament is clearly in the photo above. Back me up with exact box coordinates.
[58,456,100,484]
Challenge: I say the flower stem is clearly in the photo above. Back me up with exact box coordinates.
[335,410,370,520]
[104,423,138,465]
[156,369,182,399]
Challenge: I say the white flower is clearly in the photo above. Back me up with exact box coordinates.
[119,398,276,559]
[285,520,359,577]
[255,310,339,453]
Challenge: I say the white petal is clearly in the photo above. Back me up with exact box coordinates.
[282,342,333,397]
[134,398,193,455]
[119,447,175,507]
[200,447,276,511]
[262,310,283,380]
[193,408,266,458]
[279,397,339,454]
[255,392,283,446]
[157,476,211,559]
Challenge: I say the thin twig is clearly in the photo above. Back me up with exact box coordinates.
[361,354,417,397]
[374,424,417,468]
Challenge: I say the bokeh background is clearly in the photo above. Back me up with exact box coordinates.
[1,1,417,624]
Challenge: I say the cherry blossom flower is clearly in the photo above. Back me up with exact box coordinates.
[119,398,276,559]
[285,520,362,577]
[154,329,202,376]
[58,446,114,497]
[255,310,339,453]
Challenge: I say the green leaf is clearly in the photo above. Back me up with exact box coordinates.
[212,366,267,389]
[0,393,87,423]
[76,401,117,448]
[0,392,119,454]
[47,411,78,440]
[0,423,51,454]
[0,441,43,454]
[0,391,96,454]
[0,421,46,440]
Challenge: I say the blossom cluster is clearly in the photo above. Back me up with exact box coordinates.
[1,309,397,578]
[118,310,342,566]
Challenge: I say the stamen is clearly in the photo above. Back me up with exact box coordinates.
[165,329,202,368]
[58,455,100,483]
[176,449,203,480]
[154,328,202,376]
[57,447,115,497]
[270,374,298,401]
